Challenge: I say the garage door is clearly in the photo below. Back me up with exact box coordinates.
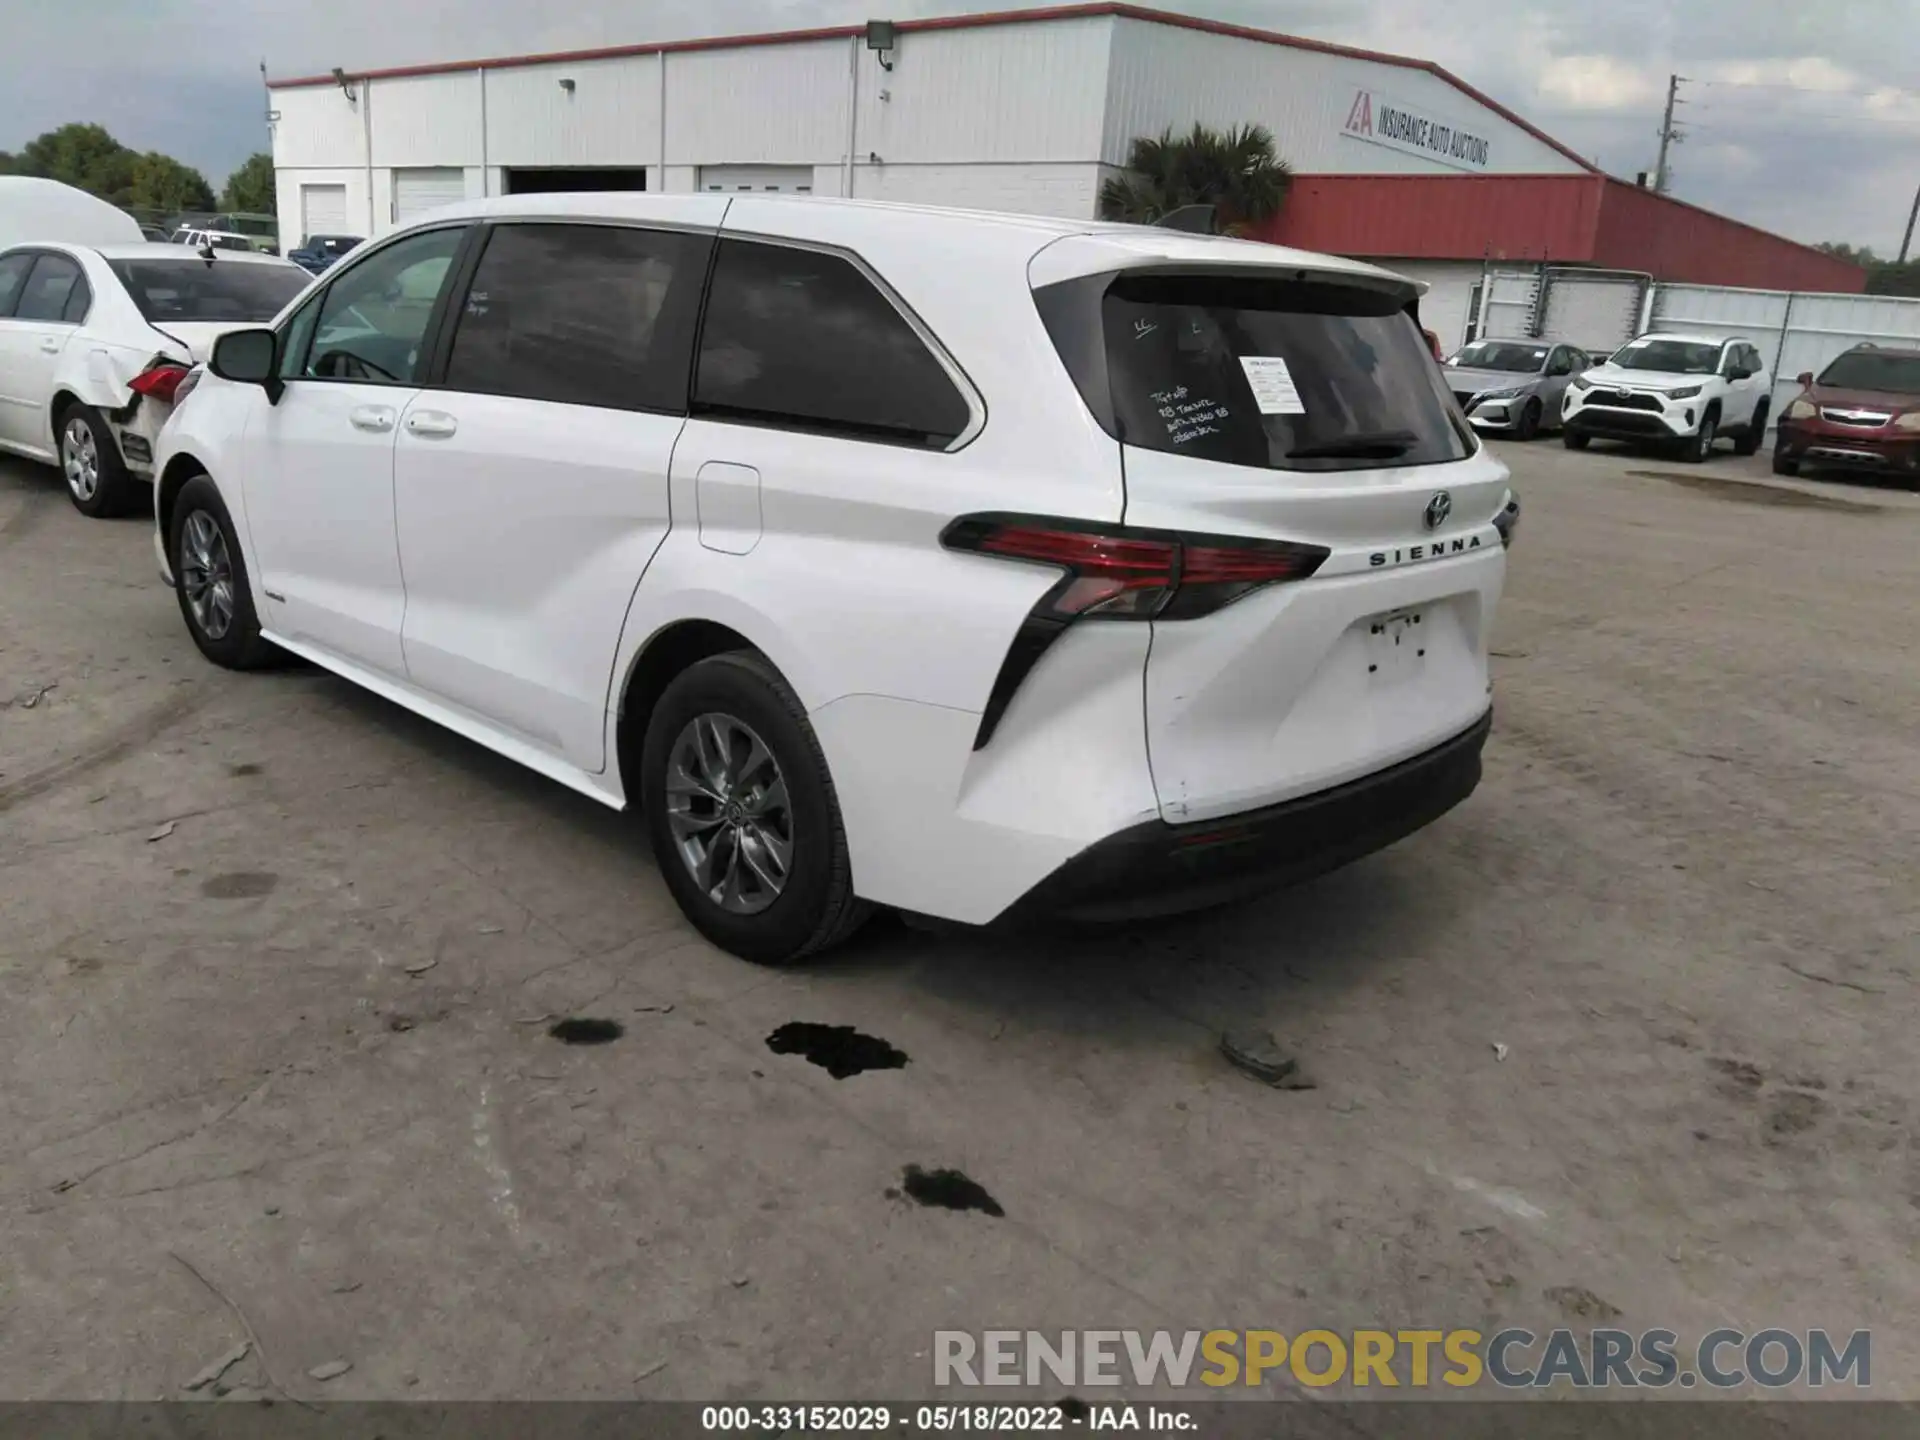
[299,184,348,241]
[699,165,813,194]
[1541,271,1647,354]
[392,168,467,225]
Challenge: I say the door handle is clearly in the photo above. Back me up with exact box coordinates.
[405,411,458,439]
[349,405,396,433]
[38,338,62,353]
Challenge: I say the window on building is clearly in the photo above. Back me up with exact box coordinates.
[15,254,84,322]
[443,223,709,413]
[692,239,972,448]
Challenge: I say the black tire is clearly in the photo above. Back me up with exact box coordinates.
[641,651,869,965]
[1771,437,1800,476]
[1734,402,1768,457]
[169,474,278,670]
[1515,398,1542,442]
[1682,410,1719,464]
[57,403,137,518]
[1562,429,1591,451]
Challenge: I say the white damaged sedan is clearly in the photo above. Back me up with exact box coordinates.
[0,243,310,516]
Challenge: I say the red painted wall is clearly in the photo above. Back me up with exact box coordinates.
[1255,172,1868,294]
[1588,180,1867,292]
[1256,173,1603,263]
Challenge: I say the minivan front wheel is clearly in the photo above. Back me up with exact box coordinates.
[169,474,277,670]
[642,652,868,964]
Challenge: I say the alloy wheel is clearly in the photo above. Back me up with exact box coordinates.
[1696,418,1717,459]
[61,418,99,501]
[665,712,793,916]
[179,510,236,641]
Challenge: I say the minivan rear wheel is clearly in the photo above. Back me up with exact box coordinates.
[641,651,868,964]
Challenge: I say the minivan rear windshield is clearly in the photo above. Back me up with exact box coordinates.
[1039,271,1471,473]
[108,259,308,322]
[1818,350,1920,393]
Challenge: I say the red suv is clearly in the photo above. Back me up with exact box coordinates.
[1774,344,1920,482]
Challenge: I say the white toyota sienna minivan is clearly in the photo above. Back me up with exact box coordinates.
[153,193,1517,964]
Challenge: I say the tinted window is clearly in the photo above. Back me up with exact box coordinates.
[1086,272,1470,473]
[692,239,971,448]
[445,223,708,413]
[107,260,307,323]
[1611,338,1719,374]
[1817,349,1920,393]
[61,275,93,323]
[1451,340,1548,373]
[0,252,32,316]
[306,226,464,385]
[279,294,322,379]
[16,254,84,322]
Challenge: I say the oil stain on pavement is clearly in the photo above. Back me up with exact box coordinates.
[766,1022,909,1079]
[895,1165,1004,1217]
[548,1018,624,1045]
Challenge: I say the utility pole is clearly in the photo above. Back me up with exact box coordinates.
[1900,178,1920,265]
[1653,74,1686,195]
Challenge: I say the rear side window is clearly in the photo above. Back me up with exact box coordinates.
[106,260,307,323]
[692,239,971,448]
[1051,272,1470,473]
[15,254,84,323]
[444,223,709,413]
[0,252,32,316]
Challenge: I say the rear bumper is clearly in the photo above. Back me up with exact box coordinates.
[1003,708,1491,924]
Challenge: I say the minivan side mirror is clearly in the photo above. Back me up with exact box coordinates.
[1797,371,1814,387]
[210,329,279,395]
[1725,365,1752,381]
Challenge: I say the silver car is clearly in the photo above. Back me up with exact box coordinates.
[1444,338,1593,440]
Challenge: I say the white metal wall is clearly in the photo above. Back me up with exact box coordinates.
[1653,286,1920,429]
[854,17,1110,164]
[370,73,484,167]
[270,8,1595,239]
[1102,17,1585,176]
[1384,260,1485,352]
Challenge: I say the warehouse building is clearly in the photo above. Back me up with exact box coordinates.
[267,1,1865,352]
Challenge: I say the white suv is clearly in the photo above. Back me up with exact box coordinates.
[152,194,1516,963]
[1562,331,1772,462]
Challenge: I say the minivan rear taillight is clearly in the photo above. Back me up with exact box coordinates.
[942,513,1329,748]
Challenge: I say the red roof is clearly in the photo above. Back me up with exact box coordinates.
[267,2,1595,175]
[1257,174,1868,293]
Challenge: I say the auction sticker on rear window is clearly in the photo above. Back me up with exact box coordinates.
[1238,356,1307,415]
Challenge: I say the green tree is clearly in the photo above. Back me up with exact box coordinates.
[1098,123,1293,234]
[127,151,215,213]
[16,122,137,202]
[1866,260,1920,297]
[221,152,275,213]
[1815,240,1878,266]
[0,151,15,174]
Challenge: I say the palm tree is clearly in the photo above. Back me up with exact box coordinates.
[1098,123,1293,234]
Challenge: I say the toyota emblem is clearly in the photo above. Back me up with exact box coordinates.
[1424,491,1453,530]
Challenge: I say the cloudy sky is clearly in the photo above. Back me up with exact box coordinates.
[5,0,1917,254]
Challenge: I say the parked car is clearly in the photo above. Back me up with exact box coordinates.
[1773,343,1920,483]
[1443,337,1592,440]
[169,226,256,253]
[206,211,280,253]
[152,194,1516,963]
[285,233,364,275]
[0,175,143,250]
[1562,332,1771,463]
[0,242,310,516]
